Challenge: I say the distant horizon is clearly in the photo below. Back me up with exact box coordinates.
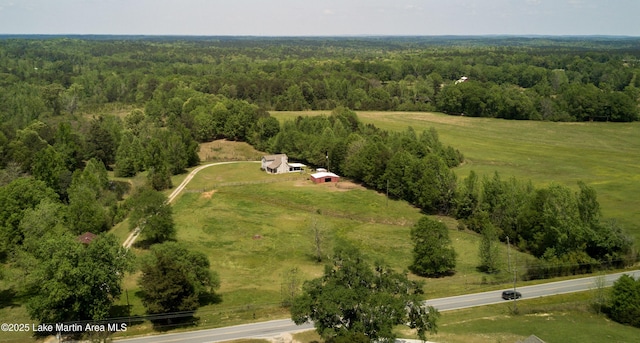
[1,33,639,39]
[1,1,638,37]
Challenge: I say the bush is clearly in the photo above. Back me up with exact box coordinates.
[608,274,640,327]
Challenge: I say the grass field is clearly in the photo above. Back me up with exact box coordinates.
[106,157,615,342]
[3,110,639,342]
[102,158,533,341]
[113,110,640,341]
[271,111,640,243]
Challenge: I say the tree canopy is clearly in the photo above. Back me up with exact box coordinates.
[138,242,219,317]
[127,187,176,244]
[22,233,133,323]
[608,274,640,328]
[409,217,457,277]
[291,245,439,342]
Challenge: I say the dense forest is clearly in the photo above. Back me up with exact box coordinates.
[0,36,639,330]
[1,36,639,126]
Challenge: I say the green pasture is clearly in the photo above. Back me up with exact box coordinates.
[271,111,640,242]
[107,161,537,340]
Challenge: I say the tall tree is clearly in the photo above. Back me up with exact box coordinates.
[24,233,133,323]
[31,145,68,196]
[409,217,457,277]
[85,117,118,167]
[127,187,176,244]
[138,242,219,316]
[18,199,68,254]
[577,181,600,227]
[291,245,439,342]
[478,218,502,274]
[0,177,58,255]
[41,83,65,116]
[455,170,480,219]
[66,161,110,234]
[415,155,457,215]
[114,131,139,177]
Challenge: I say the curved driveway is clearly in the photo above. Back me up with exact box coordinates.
[122,161,260,248]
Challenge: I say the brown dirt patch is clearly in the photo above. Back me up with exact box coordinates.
[293,179,309,187]
[202,190,217,199]
[199,139,265,162]
[334,181,365,191]
[292,179,364,192]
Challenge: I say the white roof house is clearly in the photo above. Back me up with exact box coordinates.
[261,154,306,174]
[455,76,469,84]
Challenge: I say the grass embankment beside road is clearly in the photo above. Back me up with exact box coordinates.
[271,111,640,243]
[417,291,640,343]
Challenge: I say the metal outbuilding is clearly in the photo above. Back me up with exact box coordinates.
[310,171,340,183]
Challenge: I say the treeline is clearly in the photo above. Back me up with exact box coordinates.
[457,172,635,279]
[271,107,463,214]
[0,36,638,328]
[1,37,639,127]
[265,108,635,278]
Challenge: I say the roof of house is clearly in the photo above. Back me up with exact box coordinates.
[263,154,287,161]
[311,172,340,179]
[267,155,286,169]
[517,335,546,343]
[77,232,97,244]
[288,163,306,168]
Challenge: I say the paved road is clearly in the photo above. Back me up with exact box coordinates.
[424,269,640,311]
[116,269,640,343]
[117,319,313,343]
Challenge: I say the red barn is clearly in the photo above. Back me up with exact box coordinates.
[310,171,340,183]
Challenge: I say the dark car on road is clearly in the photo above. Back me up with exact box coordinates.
[501,290,522,300]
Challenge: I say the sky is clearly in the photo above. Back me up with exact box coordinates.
[0,0,638,36]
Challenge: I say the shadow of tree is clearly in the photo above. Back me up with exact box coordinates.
[107,304,146,329]
[109,304,131,318]
[0,288,19,309]
[199,291,222,306]
[132,237,178,250]
[151,311,198,332]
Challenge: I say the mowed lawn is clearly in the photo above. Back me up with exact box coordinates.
[271,111,640,242]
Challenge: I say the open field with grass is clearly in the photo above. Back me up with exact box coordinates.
[97,157,534,340]
[104,158,598,341]
[3,106,639,342]
[271,111,640,243]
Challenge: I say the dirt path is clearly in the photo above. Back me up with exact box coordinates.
[122,161,260,248]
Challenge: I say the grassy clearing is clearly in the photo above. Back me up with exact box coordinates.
[198,140,265,162]
[271,111,640,243]
[107,160,538,341]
